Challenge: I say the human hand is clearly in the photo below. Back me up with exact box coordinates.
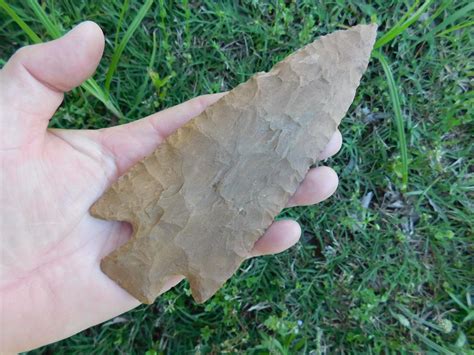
[0,22,342,353]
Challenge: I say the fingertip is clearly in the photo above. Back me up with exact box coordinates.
[287,166,339,207]
[319,130,342,160]
[64,21,105,83]
[195,92,228,108]
[306,166,339,200]
[73,21,104,40]
[310,166,339,194]
[9,21,106,95]
[75,21,105,52]
[250,219,301,257]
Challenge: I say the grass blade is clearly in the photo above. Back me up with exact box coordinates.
[114,0,130,48]
[374,0,433,49]
[387,0,421,32]
[105,0,154,92]
[433,2,474,34]
[26,0,62,38]
[446,291,470,313]
[419,2,474,42]
[0,0,41,43]
[127,30,158,118]
[412,330,454,355]
[436,20,474,37]
[372,51,409,190]
[81,80,124,119]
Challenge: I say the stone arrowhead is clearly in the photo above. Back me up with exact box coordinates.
[90,24,377,304]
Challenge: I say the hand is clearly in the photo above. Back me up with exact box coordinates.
[0,22,342,353]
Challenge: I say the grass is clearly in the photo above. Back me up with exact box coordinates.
[104,0,154,93]
[373,0,433,49]
[1,0,473,353]
[372,51,409,190]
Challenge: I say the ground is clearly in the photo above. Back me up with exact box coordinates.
[1,0,472,353]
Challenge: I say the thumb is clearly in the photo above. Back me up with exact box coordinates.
[0,21,104,149]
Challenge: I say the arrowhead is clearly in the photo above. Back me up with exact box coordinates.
[91,24,377,304]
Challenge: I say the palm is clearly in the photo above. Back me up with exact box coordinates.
[0,22,341,353]
[5,132,120,271]
[1,128,139,350]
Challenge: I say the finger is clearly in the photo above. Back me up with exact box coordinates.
[0,21,104,149]
[319,130,342,160]
[287,166,338,207]
[97,93,226,175]
[250,220,301,257]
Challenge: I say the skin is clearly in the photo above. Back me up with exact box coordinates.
[0,22,342,353]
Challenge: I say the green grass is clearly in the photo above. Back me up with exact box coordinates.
[372,51,409,190]
[1,0,473,353]
[104,0,154,93]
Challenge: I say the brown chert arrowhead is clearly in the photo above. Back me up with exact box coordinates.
[90,24,377,304]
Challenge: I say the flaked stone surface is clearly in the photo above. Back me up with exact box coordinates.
[90,24,377,304]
